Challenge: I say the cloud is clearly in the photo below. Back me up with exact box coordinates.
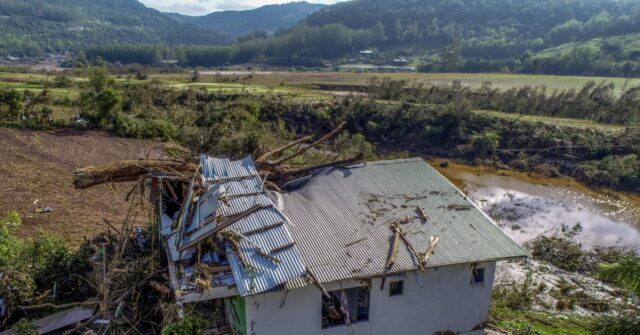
[139,0,346,15]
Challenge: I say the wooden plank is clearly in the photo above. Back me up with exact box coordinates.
[0,307,94,334]
[242,221,284,236]
[270,242,296,254]
[39,307,93,334]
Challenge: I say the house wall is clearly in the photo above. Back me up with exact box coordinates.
[243,261,496,335]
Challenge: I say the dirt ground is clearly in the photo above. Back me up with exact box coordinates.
[0,128,169,247]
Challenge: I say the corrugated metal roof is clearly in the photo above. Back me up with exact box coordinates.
[282,158,527,285]
[200,154,258,187]
[193,155,307,296]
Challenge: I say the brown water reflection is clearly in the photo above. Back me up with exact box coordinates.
[432,160,640,250]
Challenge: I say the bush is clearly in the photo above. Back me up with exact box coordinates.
[52,75,73,88]
[0,211,23,268]
[161,315,207,335]
[492,270,535,311]
[527,236,584,272]
[0,211,92,326]
[592,313,640,335]
[471,131,500,158]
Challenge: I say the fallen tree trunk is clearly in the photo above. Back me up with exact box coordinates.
[74,160,196,189]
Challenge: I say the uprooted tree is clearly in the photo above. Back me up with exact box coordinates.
[74,122,364,190]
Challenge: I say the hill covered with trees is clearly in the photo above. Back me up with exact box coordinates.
[56,0,640,76]
[300,0,640,75]
[165,2,325,37]
[0,0,230,57]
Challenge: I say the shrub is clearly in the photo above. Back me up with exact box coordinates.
[0,211,23,268]
[527,236,583,272]
[492,270,535,311]
[52,75,73,88]
[161,315,207,335]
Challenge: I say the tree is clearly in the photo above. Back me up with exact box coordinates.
[439,42,464,71]
[592,258,640,334]
[0,88,23,122]
[80,65,121,130]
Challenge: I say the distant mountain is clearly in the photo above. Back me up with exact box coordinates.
[165,2,326,37]
[0,0,230,57]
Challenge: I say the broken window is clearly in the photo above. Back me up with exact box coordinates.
[473,267,485,284]
[321,287,370,328]
[389,280,404,296]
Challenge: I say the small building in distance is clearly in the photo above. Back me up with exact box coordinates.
[158,156,527,335]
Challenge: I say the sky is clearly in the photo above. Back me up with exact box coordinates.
[139,0,346,15]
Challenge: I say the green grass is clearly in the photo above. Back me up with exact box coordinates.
[492,307,593,335]
[474,110,626,132]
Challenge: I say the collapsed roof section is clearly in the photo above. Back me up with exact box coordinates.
[162,155,306,299]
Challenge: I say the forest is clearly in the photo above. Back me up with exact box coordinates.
[76,0,640,76]
[0,0,229,57]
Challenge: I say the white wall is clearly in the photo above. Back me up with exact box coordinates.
[244,262,496,335]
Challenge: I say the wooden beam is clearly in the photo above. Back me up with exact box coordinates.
[178,204,269,252]
[306,268,330,299]
[385,225,401,270]
[243,221,284,236]
[421,235,440,267]
[270,242,296,254]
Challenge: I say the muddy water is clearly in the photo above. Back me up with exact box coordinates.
[431,160,640,250]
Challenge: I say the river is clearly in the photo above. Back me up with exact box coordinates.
[432,160,640,250]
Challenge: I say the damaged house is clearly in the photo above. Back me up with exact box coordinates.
[158,155,527,335]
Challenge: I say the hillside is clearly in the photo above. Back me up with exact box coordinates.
[86,0,640,75]
[166,2,325,37]
[297,0,640,75]
[0,0,230,57]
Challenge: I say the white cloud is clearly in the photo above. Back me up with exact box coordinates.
[140,0,346,15]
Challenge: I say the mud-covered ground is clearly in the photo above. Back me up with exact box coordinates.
[0,128,168,246]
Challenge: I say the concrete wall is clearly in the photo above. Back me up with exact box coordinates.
[243,262,496,335]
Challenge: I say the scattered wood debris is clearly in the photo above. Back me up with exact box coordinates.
[445,204,473,211]
[416,206,429,222]
[385,217,440,272]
